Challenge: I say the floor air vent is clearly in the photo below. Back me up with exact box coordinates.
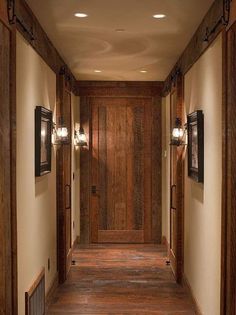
[25,269,45,315]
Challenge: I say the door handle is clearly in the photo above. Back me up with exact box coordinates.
[170,184,176,210]
[91,185,99,194]
[65,184,71,209]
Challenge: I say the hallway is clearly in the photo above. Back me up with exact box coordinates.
[46,245,196,314]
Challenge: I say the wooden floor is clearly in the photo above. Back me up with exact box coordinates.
[47,245,196,314]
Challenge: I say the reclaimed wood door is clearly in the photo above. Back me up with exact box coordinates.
[91,97,153,243]
[169,77,184,283]
[170,90,178,275]
[57,77,72,283]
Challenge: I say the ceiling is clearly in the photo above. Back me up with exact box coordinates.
[26,0,214,81]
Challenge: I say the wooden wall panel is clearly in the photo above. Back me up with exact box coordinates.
[163,0,229,95]
[221,22,236,315]
[0,17,16,314]
[80,97,92,244]
[79,82,163,244]
[151,97,162,243]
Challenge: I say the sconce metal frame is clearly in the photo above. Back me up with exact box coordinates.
[170,118,187,147]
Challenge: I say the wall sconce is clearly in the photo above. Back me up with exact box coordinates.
[170,118,187,146]
[52,117,70,145]
[74,127,87,147]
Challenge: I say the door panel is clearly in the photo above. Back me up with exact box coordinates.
[57,83,72,282]
[169,78,184,283]
[91,98,152,243]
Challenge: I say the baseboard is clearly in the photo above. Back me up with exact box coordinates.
[72,235,80,250]
[182,273,203,315]
[45,272,59,308]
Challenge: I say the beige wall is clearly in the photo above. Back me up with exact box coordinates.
[16,33,57,315]
[71,94,80,242]
[162,96,170,242]
[184,34,222,315]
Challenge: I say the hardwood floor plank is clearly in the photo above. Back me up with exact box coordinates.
[46,245,196,314]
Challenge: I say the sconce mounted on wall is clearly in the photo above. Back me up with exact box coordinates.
[74,127,87,147]
[170,118,187,147]
[52,117,70,145]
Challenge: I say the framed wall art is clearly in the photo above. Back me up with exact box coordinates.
[35,106,52,177]
[187,110,204,183]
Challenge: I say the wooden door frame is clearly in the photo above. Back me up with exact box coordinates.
[56,71,72,283]
[220,24,236,315]
[0,1,18,313]
[78,81,164,244]
[169,74,185,284]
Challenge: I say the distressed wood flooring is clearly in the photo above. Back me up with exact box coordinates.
[47,245,196,314]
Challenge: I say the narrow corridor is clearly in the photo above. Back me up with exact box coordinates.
[46,245,196,314]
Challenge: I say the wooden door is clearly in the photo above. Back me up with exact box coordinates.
[57,76,72,283]
[91,97,153,243]
[170,90,178,276]
[169,78,184,283]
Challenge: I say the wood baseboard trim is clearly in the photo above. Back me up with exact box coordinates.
[182,274,203,315]
[72,235,80,250]
[46,272,59,308]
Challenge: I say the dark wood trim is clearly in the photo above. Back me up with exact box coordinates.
[77,81,163,97]
[12,0,77,92]
[182,274,203,315]
[0,1,18,313]
[220,21,236,315]
[163,0,231,96]
[169,74,185,284]
[10,25,18,315]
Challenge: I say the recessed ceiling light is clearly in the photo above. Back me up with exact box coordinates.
[153,14,166,19]
[94,70,102,73]
[74,13,88,18]
[115,29,125,32]
[140,70,147,73]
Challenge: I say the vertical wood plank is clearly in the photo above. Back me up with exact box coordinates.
[106,104,116,230]
[126,105,135,230]
[80,97,91,244]
[98,106,107,230]
[114,104,127,230]
[0,21,12,314]
[151,97,162,243]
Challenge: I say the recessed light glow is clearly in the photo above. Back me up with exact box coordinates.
[115,29,125,32]
[74,12,88,18]
[94,70,102,73]
[140,70,147,73]
[153,14,166,19]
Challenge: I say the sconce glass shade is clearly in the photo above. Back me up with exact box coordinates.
[170,118,186,146]
[52,118,70,145]
[57,127,68,139]
[75,127,87,147]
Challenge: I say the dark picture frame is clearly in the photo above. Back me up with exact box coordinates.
[187,110,204,183]
[35,106,52,177]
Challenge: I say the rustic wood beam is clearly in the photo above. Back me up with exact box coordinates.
[163,0,231,96]
[10,0,78,93]
[77,81,163,97]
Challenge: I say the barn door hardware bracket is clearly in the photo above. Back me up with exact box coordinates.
[203,0,232,42]
[7,0,35,41]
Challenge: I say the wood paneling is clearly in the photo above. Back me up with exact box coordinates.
[0,4,17,312]
[77,81,163,97]
[169,75,184,284]
[221,22,236,315]
[46,245,196,314]
[14,0,77,92]
[163,0,230,95]
[56,74,72,283]
[79,82,162,244]
[91,98,154,244]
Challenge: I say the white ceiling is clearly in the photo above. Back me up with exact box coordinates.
[26,0,214,81]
